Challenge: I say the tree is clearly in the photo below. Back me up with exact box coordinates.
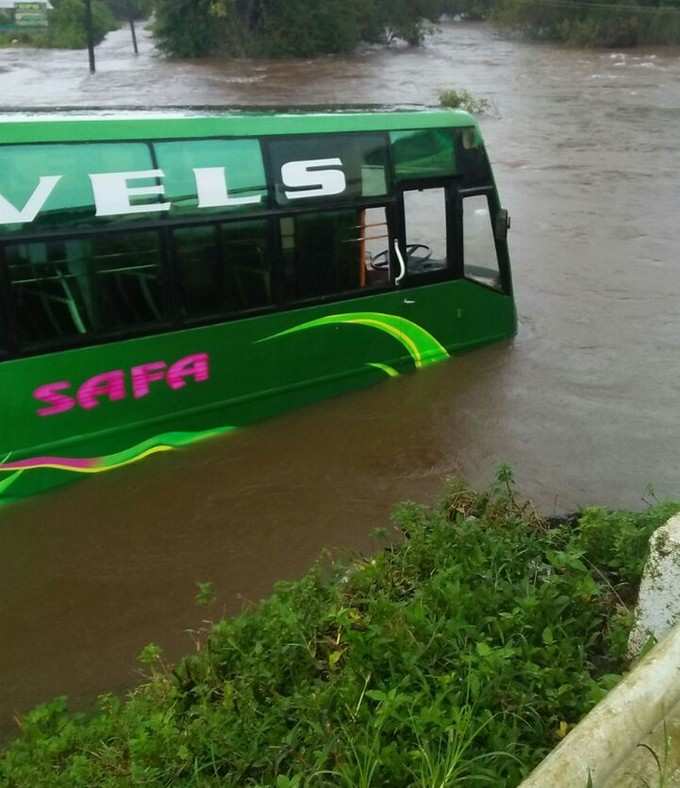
[153,0,441,58]
[48,0,117,48]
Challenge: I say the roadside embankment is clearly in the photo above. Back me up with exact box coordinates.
[1,472,678,786]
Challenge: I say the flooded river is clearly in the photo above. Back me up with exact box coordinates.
[1,21,680,734]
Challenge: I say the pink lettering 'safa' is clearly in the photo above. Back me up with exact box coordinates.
[77,370,126,410]
[34,382,76,417]
[131,361,168,399]
[33,354,211,416]
[167,353,210,390]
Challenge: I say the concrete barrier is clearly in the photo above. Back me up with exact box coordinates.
[519,621,680,787]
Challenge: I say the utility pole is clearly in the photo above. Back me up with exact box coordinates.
[128,0,138,55]
[85,0,96,74]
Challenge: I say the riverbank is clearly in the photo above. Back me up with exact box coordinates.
[2,473,677,786]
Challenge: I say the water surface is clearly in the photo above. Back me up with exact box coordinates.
[1,21,679,734]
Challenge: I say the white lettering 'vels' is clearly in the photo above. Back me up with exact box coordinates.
[0,176,62,224]
[193,167,262,208]
[89,170,171,217]
[282,158,347,200]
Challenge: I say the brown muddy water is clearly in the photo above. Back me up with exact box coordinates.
[1,21,680,736]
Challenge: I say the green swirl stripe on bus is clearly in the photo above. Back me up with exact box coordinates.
[366,362,400,378]
[0,469,24,498]
[0,426,235,498]
[260,312,450,369]
[0,315,448,500]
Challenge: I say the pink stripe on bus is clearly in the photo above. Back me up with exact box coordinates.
[0,456,97,471]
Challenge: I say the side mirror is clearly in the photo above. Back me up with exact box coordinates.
[494,208,511,242]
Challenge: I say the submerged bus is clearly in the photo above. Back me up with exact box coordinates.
[0,108,516,502]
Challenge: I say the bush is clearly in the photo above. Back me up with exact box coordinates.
[1,474,677,786]
[153,0,442,58]
[153,0,231,57]
[439,88,491,113]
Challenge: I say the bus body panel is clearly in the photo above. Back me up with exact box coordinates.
[0,280,515,501]
[0,109,516,502]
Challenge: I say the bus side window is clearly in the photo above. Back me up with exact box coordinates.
[402,188,449,276]
[463,194,502,290]
[4,231,168,351]
[0,272,9,359]
[281,207,390,302]
[5,240,95,349]
[93,232,167,331]
[172,219,272,321]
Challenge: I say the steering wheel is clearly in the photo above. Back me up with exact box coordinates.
[370,244,432,270]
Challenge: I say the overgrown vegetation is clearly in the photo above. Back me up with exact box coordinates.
[439,88,492,114]
[152,0,445,58]
[1,471,678,786]
[150,0,680,57]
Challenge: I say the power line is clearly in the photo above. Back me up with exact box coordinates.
[500,0,680,13]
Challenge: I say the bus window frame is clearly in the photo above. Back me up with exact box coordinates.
[167,216,281,329]
[0,241,15,357]
[0,128,503,360]
[395,176,464,288]
[459,185,513,297]
[0,225,176,357]
[261,131,394,211]
[272,199,398,311]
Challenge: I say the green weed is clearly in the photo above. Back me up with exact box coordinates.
[438,89,492,115]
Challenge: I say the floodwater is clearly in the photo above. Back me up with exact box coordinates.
[1,21,680,735]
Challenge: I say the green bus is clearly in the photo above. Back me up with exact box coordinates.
[0,108,516,503]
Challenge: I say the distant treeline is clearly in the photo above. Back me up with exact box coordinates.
[3,0,679,52]
[153,0,680,57]
[493,0,680,47]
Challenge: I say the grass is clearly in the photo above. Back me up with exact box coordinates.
[1,468,678,787]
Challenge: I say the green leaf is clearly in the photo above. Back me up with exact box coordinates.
[476,642,492,657]
[542,627,555,645]
[328,650,344,669]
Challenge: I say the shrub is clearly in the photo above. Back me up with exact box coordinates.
[439,88,491,113]
[153,0,441,58]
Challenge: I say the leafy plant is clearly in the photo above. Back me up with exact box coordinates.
[439,88,492,114]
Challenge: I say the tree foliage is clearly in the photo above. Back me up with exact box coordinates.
[48,0,117,48]
[152,0,445,58]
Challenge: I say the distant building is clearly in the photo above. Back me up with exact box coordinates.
[0,1,53,9]
[0,0,52,29]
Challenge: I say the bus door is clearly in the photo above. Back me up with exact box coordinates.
[396,182,510,295]
[458,186,511,294]
[394,180,461,293]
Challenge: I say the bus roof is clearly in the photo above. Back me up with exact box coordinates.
[0,106,479,145]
